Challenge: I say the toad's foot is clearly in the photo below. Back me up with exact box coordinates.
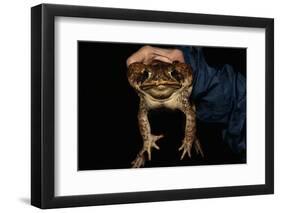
[131,153,145,168]
[194,139,204,157]
[131,134,164,168]
[143,134,164,161]
[179,137,203,160]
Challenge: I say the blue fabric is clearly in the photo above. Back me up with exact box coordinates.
[180,47,246,156]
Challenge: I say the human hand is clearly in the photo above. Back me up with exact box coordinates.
[126,45,185,67]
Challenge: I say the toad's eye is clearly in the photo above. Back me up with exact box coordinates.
[171,69,177,77]
[170,69,183,82]
[139,69,149,83]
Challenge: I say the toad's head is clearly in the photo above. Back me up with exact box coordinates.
[127,60,193,100]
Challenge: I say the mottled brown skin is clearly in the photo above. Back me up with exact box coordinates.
[127,60,204,168]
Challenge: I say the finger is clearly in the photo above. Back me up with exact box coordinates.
[153,46,173,55]
[141,159,145,167]
[147,149,151,161]
[154,48,185,63]
[179,144,183,151]
[152,143,159,150]
[187,148,192,158]
[155,134,164,140]
[127,45,155,66]
[180,149,187,160]
[126,54,144,67]
[153,55,173,64]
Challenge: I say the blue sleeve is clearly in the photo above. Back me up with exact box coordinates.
[180,47,246,156]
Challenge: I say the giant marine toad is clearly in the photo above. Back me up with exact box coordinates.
[127,60,204,168]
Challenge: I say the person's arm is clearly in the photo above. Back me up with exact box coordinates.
[181,47,246,158]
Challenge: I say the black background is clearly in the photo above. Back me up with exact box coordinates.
[78,42,246,170]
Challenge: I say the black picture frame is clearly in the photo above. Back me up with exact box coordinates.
[31,3,274,209]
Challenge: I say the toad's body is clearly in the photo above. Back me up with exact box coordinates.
[127,60,203,168]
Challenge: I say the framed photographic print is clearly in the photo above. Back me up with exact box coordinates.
[31,3,274,209]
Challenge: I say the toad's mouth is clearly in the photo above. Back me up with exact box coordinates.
[140,82,181,91]
[140,82,182,100]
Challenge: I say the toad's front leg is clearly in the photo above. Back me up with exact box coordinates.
[132,100,163,168]
[179,103,204,159]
